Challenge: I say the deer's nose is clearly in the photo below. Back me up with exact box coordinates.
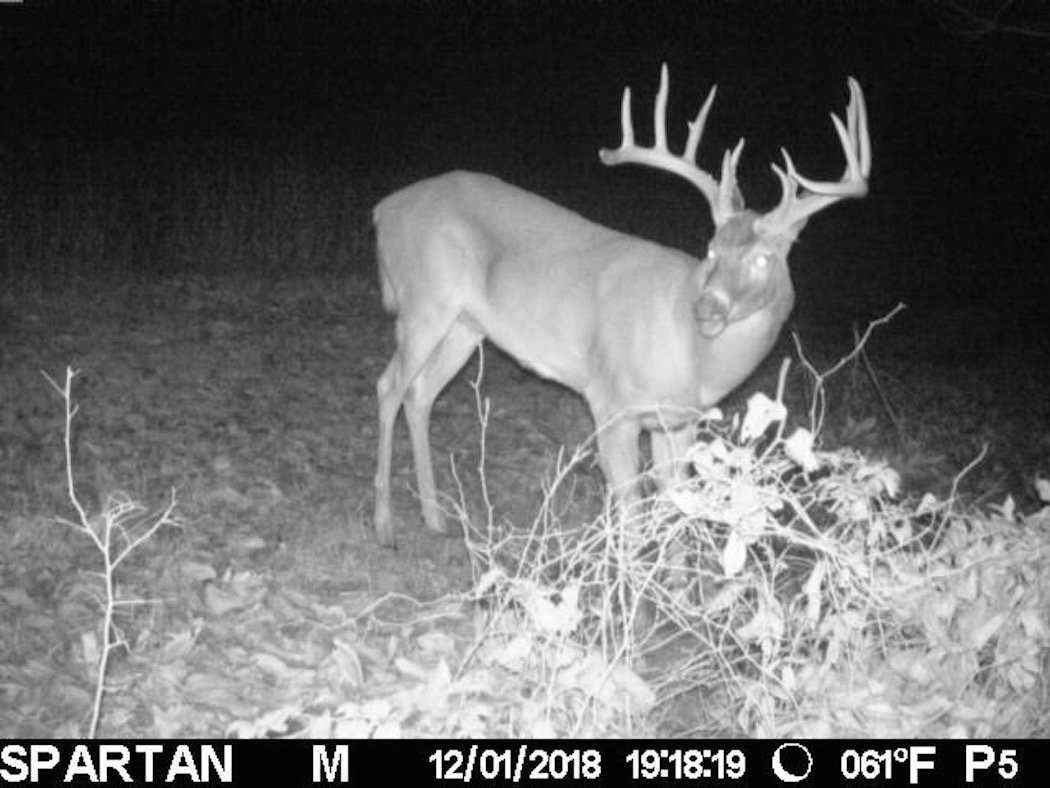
[694,290,730,337]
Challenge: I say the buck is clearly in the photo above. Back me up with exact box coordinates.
[372,65,870,547]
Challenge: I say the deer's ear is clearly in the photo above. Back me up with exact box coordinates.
[754,216,805,249]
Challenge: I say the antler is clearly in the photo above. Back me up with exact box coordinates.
[756,77,871,236]
[599,63,743,227]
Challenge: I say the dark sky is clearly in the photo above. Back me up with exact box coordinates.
[2,1,1048,323]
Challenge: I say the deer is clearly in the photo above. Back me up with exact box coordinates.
[372,64,870,547]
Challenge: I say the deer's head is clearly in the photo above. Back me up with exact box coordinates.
[599,64,871,339]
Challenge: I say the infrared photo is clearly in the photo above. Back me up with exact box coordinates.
[1,0,1049,741]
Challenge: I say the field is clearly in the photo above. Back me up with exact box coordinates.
[2,134,1048,736]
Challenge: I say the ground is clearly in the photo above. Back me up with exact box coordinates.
[1,271,1046,736]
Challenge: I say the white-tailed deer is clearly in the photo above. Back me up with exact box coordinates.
[373,64,870,547]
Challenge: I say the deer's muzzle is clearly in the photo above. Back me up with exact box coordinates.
[694,291,730,337]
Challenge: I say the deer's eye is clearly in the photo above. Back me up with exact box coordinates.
[753,254,769,270]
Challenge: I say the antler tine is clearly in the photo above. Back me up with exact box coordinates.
[717,138,745,219]
[654,62,669,152]
[684,79,717,162]
[599,63,738,226]
[758,77,871,235]
[850,77,872,177]
[616,85,635,148]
